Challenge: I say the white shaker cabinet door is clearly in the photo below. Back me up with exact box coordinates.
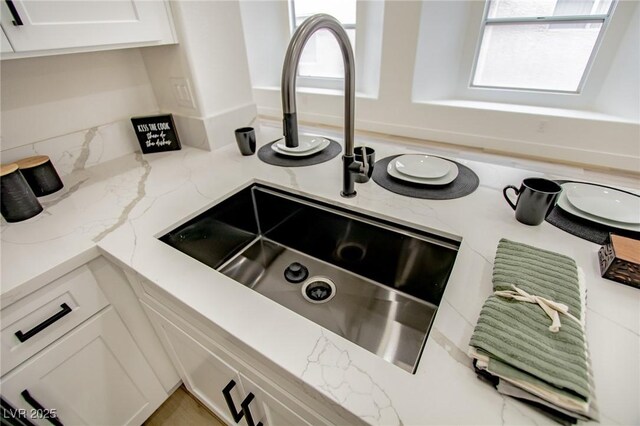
[141,301,330,426]
[143,303,245,426]
[239,373,315,426]
[1,27,13,52]
[0,0,175,52]
[0,306,167,426]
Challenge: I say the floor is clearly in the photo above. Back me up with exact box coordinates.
[144,386,226,426]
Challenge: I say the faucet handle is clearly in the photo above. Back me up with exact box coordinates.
[358,146,369,175]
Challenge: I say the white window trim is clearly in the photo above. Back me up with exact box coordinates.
[411,0,637,112]
[470,0,617,94]
[288,0,356,90]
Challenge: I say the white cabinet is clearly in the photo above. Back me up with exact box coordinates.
[0,0,176,57]
[240,375,314,426]
[1,28,12,53]
[1,265,109,375]
[153,312,242,426]
[143,301,323,426]
[1,306,167,426]
[0,260,176,425]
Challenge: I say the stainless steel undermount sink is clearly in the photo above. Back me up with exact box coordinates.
[160,184,460,373]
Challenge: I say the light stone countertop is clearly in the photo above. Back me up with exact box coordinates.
[2,122,638,425]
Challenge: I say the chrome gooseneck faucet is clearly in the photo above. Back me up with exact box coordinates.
[281,13,367,198]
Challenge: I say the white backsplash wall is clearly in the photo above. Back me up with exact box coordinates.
[1,119,140,176]
[1,1,258,158]
[0,48,159,163]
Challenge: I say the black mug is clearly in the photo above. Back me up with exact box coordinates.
[503,178,562,226]
[354,147,375,183]
[234,127,256,156]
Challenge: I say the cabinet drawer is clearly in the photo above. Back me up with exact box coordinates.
[1,266,109,375]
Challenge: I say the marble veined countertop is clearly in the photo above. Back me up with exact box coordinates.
[2,122,638,425]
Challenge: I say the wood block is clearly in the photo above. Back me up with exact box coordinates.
[599,234,640,289]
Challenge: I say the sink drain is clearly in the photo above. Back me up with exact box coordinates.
[301,277,336,304]
[336,242,366,262]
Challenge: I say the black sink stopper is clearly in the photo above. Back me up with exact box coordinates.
[284,262,309,283]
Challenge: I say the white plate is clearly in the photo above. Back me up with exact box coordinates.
[387,159,459,185]
[557,186,640,232]
[565,183,640,224]
[275,134,325,153]
[394,155,451,179]
[271,138,330,157]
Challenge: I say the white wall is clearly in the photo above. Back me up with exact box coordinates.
[141,0,257,150]
[244,0,640,172]
[0,49,158,151]
[595,2,640,121]
[412,0,471,101]
[240,0,290,89]
[1,0,257,155]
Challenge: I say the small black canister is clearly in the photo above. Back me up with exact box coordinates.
[15,155,64,197]
[1,163,43,222]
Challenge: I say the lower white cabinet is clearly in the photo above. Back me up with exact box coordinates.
[240,375,314,426]
[1,28,12,53]
[1,306,167,426]
[143,302,321,426]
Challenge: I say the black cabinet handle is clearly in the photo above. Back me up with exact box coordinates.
[222,380,263,426]
[1,396,37,426]
[5,0,23,26]
[21,390,63,426]
[222,380,244,423]
[15,303,72,343]
[240,393,263,426]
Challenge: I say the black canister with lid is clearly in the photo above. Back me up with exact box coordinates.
[15,155,64,197]
[1,163,43,222]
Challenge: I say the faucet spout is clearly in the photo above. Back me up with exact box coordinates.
[281,13,361,197]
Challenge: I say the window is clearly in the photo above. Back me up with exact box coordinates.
[289,0,356,83]
[472,0,616,93]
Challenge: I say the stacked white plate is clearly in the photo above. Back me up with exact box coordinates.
[387,154,459,185]
[557,182,640,232]
[271,134,331,157]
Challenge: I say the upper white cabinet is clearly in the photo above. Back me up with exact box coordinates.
[0,0,176,56]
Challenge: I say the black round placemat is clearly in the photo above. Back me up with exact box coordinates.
[372,154,479,200]
[258,139,341,167]
[546,180,640,245]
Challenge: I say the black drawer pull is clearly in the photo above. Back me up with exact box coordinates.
[5,0,23,26]
[21,390,63,426]
[15,303,72,343]
[222,380,263,426]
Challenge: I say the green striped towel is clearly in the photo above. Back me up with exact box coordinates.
[469,239,591,415]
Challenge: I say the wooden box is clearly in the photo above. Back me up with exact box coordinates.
[598,234,640,289]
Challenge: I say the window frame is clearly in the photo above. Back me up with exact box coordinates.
[288,0,356,89]
[469,0,617,94]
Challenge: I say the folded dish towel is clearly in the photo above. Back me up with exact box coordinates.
[469,239,597,422]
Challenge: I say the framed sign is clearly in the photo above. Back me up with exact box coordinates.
[131,114,182,154]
